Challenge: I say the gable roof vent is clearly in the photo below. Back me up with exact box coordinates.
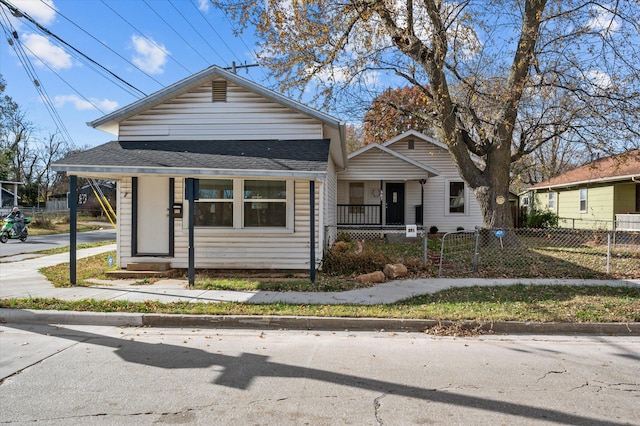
[212,80,227,102]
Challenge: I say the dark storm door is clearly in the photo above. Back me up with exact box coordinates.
[385,183,405,225]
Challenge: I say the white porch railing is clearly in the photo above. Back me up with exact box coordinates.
[616,213,640,231]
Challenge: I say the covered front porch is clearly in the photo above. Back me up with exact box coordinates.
[336,180,427,226]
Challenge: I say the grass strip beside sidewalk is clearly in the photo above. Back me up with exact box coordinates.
[2,285,638,324]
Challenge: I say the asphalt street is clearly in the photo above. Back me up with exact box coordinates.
[1,324,638,425]
[0,227,116,258]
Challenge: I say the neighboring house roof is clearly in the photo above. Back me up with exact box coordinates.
[54,139,331,179]
[348,143,441,176]
[382,129,449,151]
[531,150,640,190]
[87,65,347,169]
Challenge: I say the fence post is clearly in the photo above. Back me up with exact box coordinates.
[472,228,480,272]
[607,232,611,274]
[422,228,428,267]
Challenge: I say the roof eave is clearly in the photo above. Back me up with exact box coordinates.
[51,164,328,180]
[532,174,640,190]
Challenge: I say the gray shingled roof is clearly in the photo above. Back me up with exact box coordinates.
[53,139,330,175]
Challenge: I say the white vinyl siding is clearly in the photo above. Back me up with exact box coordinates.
[338,135,483,232]
[176,178,319,270]
[118,79,323,141]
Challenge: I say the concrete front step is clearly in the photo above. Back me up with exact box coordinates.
[105,262,176,279]
[105,269,177,279]
[126,262,172,272]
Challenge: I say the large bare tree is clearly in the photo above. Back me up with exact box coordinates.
[215,0,640,227]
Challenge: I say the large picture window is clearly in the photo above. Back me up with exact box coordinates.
[194,179,233,227]
[448,181,466,214]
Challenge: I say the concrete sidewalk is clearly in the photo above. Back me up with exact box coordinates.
[1,245,639,333]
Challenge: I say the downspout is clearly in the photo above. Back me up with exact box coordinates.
[310,180,316,283]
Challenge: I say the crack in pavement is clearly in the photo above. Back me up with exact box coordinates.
[536,369,567,382]
[374,393,387,425]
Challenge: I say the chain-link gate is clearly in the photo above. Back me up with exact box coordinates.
[438,230,479,277]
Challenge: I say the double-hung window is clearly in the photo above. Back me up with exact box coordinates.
[243,180,286,227]
[548,192,556,210]
[448,181,466,214]
[579,188,588,212]
[194,179,234,227]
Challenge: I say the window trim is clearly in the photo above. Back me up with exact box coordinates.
[446,179,467,215]
[186,178,294,231]
[548,192,556,210]
[579,188,588,213]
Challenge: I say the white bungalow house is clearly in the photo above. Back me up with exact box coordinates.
[52,65,347,282]
[337,130,483,234]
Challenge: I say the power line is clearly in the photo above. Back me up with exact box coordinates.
[0,9,74,145]
[18,36,109,115]
[16,16,143,99]
[0,0,148,98]
[187,0,240,63]
[166,0,226,64]
[38,0,163,95]
[99,0,193,75]
[141,0,211,66]
[208,0,272,83]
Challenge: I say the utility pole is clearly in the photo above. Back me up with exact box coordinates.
[225,61,259,74]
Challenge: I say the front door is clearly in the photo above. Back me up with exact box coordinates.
[134,176,171,255]
[385,183,405,225]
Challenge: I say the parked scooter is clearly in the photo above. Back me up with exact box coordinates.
[0,216,31,243]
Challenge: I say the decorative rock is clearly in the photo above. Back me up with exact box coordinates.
[355,271,386,284]
[383,263,408,279]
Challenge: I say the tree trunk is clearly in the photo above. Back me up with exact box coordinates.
[472,148,513,229]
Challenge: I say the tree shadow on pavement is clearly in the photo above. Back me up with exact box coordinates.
[4,322,629,426]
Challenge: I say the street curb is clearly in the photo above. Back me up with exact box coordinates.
[2,309,639,335]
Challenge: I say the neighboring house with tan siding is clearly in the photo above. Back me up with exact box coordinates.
[524,150,640,230]
[53,66,347,277]
[337,130,484,233]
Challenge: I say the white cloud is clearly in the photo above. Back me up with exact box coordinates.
[11,0,57,26]
[23,33,72,70]
[586,70,613,90]
[54,94,118,112]
[130,34,169,75]
[587,5,620,35]
[197,0,209,12]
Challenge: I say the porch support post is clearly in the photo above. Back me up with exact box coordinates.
[69,175,77,285]
[310,180,316,283]
[379,180,383,226]
[185,178,199,286]
[419,178,427,266]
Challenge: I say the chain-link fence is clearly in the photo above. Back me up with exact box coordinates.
[439,228,640,279]
[325,226,639,280]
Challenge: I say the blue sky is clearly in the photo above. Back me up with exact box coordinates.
[0,0,273,148]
